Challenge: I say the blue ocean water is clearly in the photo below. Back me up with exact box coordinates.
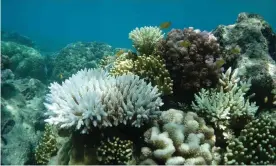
[2,0,276,52]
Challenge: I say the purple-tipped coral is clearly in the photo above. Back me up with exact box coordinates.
[156,27,222,100]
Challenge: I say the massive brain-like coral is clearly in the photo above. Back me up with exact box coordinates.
[156,27,223,101]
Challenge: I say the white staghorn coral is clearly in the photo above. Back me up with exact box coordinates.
[129,26,164,55]
[44,68,163,133]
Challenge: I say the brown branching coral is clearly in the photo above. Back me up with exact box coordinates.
[110,52,173,95]
[156,27,223,101]
[96,137,134,165]
[35,124,58,165]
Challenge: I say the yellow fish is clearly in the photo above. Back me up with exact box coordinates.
[179,40,191,48]
[216,59,225,68]
[160,21,171,29]
[264,96,268,103]
[116,50,125,57]
[59,74,63,79]
[230,46,241,54]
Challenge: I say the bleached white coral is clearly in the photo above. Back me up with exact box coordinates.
[149,127,175,160]
[129,26,164,55]
[160,108,185,124]
[139,110,221,165]
[165,156,185,165]
[44,68,163,133]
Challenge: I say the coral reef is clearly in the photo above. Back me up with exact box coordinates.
[35,124,58,165]
[1,31,36,48]
[51,42,116,81]
[44,68,163,134]
[213,12,276,107]
[96,137,134,165]
[110,52,135,76]
[139,109,221,165]
[1,41,46,82]
[1,54,11,69]
[1,69,14,82]
[129,26,164,55]
[110,53,173,95]
[2,12,276,165]
[99,55,117,71]
[224,113,276,165]
[156,27,223,102]
[192,67,258,141]
[133,55,173,95]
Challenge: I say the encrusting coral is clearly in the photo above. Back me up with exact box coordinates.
[192,67,258,140]
[44,68,163,134]
[224,113,276,165]
[139,109,221,165]
[35,124,58,165]
[156,27,223,100]
[96,137,134,165]
[129,26,164,55]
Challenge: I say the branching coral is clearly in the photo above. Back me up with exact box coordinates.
[139,109,221,165]
[110,52,135,76]
[224,113,276,165]
[129,26,164,55]
[156,27,223,98]
[44,68,163,134]
[192,67,258,140]
[96,137,134,165]
[35,124,58,165]
[133,55,173,95]
[110,53,173,95]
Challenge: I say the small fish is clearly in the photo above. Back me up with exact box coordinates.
[116,50,125,57]
[179,40,191,48]
[264,96,268,103]
[59,74,63,79]
[230,46,241,54]
[44,65,48,76]
[215,59,225,68]
[160,21,171,29]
